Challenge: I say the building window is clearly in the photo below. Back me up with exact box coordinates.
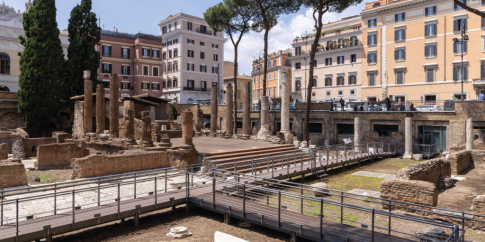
[0,53,10,74]
[348,75,356,85]
[425,23,437,37]
[368,72,376,86]
[350,89,355,95]
[395,48,405,61]
[121,66,130,75]
[143,66,149,76]
[173,78,178,87]
[162,52,166,60]
[295,62,301,69]
[326,91,331,98]
[212,43,219,48]
[425,44,437,57]
[201,81,207,91]
[187,39,195,44]
[142,48,150,57]
[102,81,110,89]
[121,82,130,90]
[350,54,357,63]
[152,50,159,58]
[374,125,399,137]
[313,59,317,67]
[122,48,130,59]
[102,63,111,73]
[173,38,178,44]
[168,50,173,59]
[167,62,172,72]
[367,52,377,64]
[454,0,466,10]
[188,50,194,57]
[396,70,404,84]
[188,22,193,30]
[152,82,160,91]
[153,67,159,77]
[425,6,436,16]
[268,87,271,96]
[395,12,405,22]
[325,77,332,87]
[337,56,344,64]
[308,123,322,133]
[312,79,317,87]
[368,18,377,27]
[453,41,467,53]
[200,52,205,59]
[199,65,207,73]
[273,59,276,66]
[373,2,380,7]
[268,61,271,68]
[295,80,301,91]
[453,64,468,81]
[174,49,178,57]
[337,76,344,86]
[141,82,150,90]
[368,33,377,45]
[395,29,405,41]
[167,79,172,88]
[173,62,178,71]
[200,41,206,46]
[102,45,111,57]
[453,18,467,32]
[325,58,332,66]
[213,54,218,61]
[174,21,178,29]
[426,68,436,82]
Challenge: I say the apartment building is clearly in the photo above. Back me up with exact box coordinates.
[361,0,485,103]
[99,30,163,98]
[159,13,227,104]
[290,16,363,102]
[223,74,252,108]
[251,50,292,105]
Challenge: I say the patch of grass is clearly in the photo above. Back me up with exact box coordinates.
[39,174,54,183]
[388,160,421,169]
[327,174,385,192]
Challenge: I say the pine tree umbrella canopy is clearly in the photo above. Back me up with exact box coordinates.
[18,0,65,133]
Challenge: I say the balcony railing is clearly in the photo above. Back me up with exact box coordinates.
[183,87,209,92]
[195,28,213,35]
[294,41,361,56]
[473,78,485,86]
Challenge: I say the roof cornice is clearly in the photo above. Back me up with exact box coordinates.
[361,0,436,19]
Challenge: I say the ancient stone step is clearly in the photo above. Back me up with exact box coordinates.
[204,144,295,158]
[208,146,299,162]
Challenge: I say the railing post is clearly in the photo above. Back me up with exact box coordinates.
[271,158,274,178]
[278,191,281,228]
[155,177,157,209]
[243,184,246,218]
[300,185,303,214]
[340,191,344,224]
[461,211,465,242]
[134,173,137,199]
[72,190,75,229]
[16,198,18,241]
[1,190,3,225]
[267,156,269,172]
[165,169,168,193]
[372,208,375,242]
[320,199,323,241]
[54,184,57,215]
[251,157,254,175]
[336,147,339,165]
[319,149,322,169]
[186,173,189,201]
[117,183,120,218]
[212,178,216,209]
[387,199,392,235]
[286,157,289,177]
[326,149,329,171]
[97,178,100,206]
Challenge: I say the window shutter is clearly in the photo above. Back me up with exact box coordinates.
[481,63,485,79]
[395,13,398,22]
[453,66,457,81]
[368,19,371,26]
[394,50,397,60]
[453,20,457,32]
[403,49,406,60]
[395,30,398,41]
[433,45,437,56]
[403,30,406,40]
[425,46,429,56]
[425,7,429,16]
[127,66,130,75]
[464,41,467,52]
[367,54,371,63]
[464,66,468,80]
[453,42,457,53]
[367,35,371,45]
[108,46,112,57]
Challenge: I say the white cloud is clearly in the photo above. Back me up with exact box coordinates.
[224,5,363,76]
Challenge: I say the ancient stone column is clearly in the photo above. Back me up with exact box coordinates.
[210,83,218,136]
[242,82,251,140]
[354,117,360,152]
[96,84,106,136]
[123,109,136,145]
[181,110,194,147]
[280,69,293,144]
[140,111,154,147]
[364,101,368,112]
[403,117,413,159]
[225,83,234,138]
[109,74,120,137]
[83,71,93,134]
[257,96,272,139]
[466,118,474,150]
[0,143,8,160]
[405,100,411,111]
[149,106,156,123]
[195,108,203,136]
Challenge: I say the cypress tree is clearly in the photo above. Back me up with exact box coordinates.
[64,0,101,114]
[18,0,65,134]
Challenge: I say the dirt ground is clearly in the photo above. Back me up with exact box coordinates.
[438,167,485,212]
[49,205,307,242]
[26,169,72,185]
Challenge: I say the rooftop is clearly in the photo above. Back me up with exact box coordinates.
[223,75,252,81]
[101,30,162,42]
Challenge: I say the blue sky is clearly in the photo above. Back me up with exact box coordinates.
[10,0,369,74]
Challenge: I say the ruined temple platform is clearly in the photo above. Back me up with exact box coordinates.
[169,137,282,155]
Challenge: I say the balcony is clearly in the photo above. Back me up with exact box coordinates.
[293,41,362,57]
[473,78,485,86]
[196,28,213,36]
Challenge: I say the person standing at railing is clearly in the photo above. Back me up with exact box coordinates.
[385,97,391,111]
[340,98,345,111]
[479,93,485,100]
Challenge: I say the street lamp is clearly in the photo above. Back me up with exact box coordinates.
[452,22,468,100]
[300,32,308,102]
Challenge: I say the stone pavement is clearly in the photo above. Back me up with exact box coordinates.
[351,171,396,179]
[1,171,210,225]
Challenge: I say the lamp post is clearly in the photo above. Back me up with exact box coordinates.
[301,32,308,102]
[257,50,264,109]
[452,22,468,100]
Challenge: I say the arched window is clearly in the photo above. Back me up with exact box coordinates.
[173,77,178,87]
[162,81,166,88]
[0,86,9,92]
[167,78,172,88]
[0,53,10,74]
[187,98,194,103]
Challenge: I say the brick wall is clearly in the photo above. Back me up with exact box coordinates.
[380,178,438,209]
[23,138,57,157]
[35,142,89,170]
[447,150,471,174]
[0,162,28,189]
[396,158,450,185]
[70,150,170,179]
[473,195,485,217]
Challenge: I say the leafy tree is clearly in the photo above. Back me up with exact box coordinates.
[300,0,362,142]
[251,0,300,96]
[64,0,101,115]
[18,0,65,134]
[452,0,485,18]
[204,0,256,134]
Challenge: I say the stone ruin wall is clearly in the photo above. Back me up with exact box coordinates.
[447,150,485,174]
[35,142,89,170]
[70,150,170,179]
[0,161,28,189]
[396,158,451,185]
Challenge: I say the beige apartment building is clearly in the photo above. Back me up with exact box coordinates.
[223,74,252,107]
[251,50,292,106]
[159,13,227,104]
[290,16,363,103]
[361,0,485,104]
